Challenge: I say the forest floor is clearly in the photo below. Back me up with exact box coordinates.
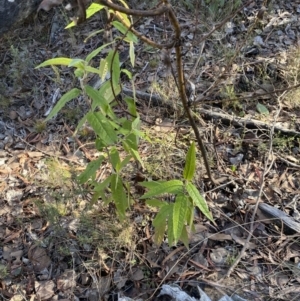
[1,0,300,300]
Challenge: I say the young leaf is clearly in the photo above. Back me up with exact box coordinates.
[129,41,135,67]
[152,204,172,227]
[186,182,213,221]
[123,142,144,169]
[36,58,72,68]
[98,81,121,103]
[122,69,132,80]
[179,225,189,249]
[109,147,121,172]
[152,204,172,245]
[123,132,138,151]
[140,180,183,199]
[99,58,109,83]
[153,222,167,246]
[111,174,128,220]
[173,194,188,244]
[91,175,113,204]
[93,174,112,192]
[167,211,175,246]
[106,50,120,88]
[65,2,105,29]
[85,85,115,118]
[77,155,104,184]
[45,88,81,121]
[183,142,196,181]
[68,59,85,68]
[112,21,138,43]
[139,181,165,190]
[119,155,133,171]
[86,41,114,63]
[87,112,117,145]
[75,113,88,134]
[146,199,168,208]
[85,66,103,76]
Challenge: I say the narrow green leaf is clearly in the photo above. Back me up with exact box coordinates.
[109,147,121,172]
[77,156,104,184]
[168,212,175,246]
[152,204,171,227]
[36,58,72,68]
[173,194,188,244]
[119,155,133,171]
[140,180,183,199]
[65,3,105,28]
[185,201,194,227]
[112,21,138,43]
[186,182,213,221]
[111,174,128,220]
[85,66,103,76]
[179,226,189,249]
[183,142,196,181]
[84,29,104,43]
[75,113,88,134]
[99,58,109,82]
[153,222,166,246]
[121,69,132,80]
[124,97,136,115]
[86,41,114,63]
[91,175,112,204]
[129,41,135,67]
[85,85,115,118]
[68,59,85,68]
[98,81,121,103]
[93,174,112,192]
[126,146,144,169]
[123,132,138,151]
[146,199,168,208]
[45,88,81,121]
[139,181,165,190]
[106,50,120,88]
[87,112,117,145]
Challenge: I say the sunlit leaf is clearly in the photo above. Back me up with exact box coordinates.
[45,88,81,121]
[129,41,135,67]
[36,57,72,68]
[65,3,105,29]
[86,41,114,63]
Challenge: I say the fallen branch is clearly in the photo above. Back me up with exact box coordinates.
[123,87,300,138]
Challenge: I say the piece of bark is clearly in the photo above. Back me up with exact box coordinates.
[258,202,300,234]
